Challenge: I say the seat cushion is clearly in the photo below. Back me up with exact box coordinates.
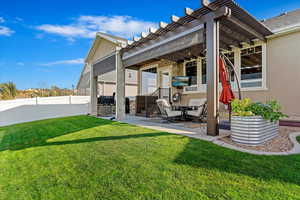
[187,110,201,117]
[166,110,182,117]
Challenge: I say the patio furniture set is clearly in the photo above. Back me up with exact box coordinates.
[156,98,207,122]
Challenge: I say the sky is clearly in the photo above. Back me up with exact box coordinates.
[1,0,300,90]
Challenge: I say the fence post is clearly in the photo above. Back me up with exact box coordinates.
[69,95,72,104]
[36,96,38,105]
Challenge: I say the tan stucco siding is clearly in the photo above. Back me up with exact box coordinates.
[265,31,300,116]
[242,31,300,116]
[97,82,137,97]
[125,85,138,97]
[90,39,116,64]
[97,82,116,96]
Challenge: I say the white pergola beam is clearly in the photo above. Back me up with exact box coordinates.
[127,40,133,45]
[159,21,168,29]
[89,63,98,116]
[115,51,125,120]
[133,36,141,42]
[202,0,211,7]
[149,27,158,34]
[185,7,194,16]
[141,32,149,38]
[171,15,180,23]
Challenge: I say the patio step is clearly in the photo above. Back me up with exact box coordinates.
[280,119,300,127]
[219,121,231,130]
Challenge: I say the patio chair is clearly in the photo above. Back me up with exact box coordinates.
[186,98,207,121]
[156,99,182,121]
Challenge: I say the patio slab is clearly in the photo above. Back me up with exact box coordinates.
[108,115,230,142]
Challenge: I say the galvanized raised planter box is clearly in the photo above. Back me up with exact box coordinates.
[231,116,279,146]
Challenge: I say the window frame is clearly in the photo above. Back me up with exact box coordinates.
[139,64,158,95]
[181,42,267,94]
[238,43,267,91]
[183,58,201,93]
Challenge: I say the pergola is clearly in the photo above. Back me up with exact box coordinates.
[92,0,273,136]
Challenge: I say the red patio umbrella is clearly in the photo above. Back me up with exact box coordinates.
[219,57,235,105]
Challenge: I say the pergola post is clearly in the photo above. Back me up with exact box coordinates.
[89,63,98,116]
[206,18,220,136]
[116,50,126,120]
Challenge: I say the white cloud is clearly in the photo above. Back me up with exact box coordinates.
[17,62,25,66]
[0,17,14,36]
[0,26,15,36]
[36,15,157,40]
[15,17,23,22]
[36,24,90,38]
[40,58,84,66]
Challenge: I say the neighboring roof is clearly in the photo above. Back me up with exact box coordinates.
[263,8,300,33]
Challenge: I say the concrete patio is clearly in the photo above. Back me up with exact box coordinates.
[102,115,230,142]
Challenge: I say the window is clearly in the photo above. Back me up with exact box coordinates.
[181,44,266,93]
[184,60,198,92]
[201,54,232,85]
[223,52,235,82]
[141,67,157,95]
[240,46,263,88]
[185,61,197,85]
[201,58,207,84]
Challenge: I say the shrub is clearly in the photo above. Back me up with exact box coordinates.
[231,98,254,117]
[231,98,288,122]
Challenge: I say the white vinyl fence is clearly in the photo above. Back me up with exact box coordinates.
[0,96,90,126]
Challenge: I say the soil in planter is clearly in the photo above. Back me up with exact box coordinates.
[219,126,300,152]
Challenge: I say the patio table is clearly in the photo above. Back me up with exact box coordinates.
[172,106,195,121]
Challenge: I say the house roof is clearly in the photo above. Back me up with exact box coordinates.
[76,63,89,89]
[263,8,300,33]
[85,32,127,63]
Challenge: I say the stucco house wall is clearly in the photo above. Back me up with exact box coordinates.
[77,33,138,97]
[242,31,300,117]
[90,39,116,63]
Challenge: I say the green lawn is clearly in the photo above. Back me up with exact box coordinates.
[0,115,300,200]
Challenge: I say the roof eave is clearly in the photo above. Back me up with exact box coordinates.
[84,32,127,63]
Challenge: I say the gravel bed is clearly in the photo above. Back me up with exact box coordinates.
[219,126,300,152]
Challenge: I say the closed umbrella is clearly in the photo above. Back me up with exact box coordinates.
[219,57,235,105]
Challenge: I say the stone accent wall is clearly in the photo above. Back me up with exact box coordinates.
[97,105,115,117]
[129,100,136,115]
